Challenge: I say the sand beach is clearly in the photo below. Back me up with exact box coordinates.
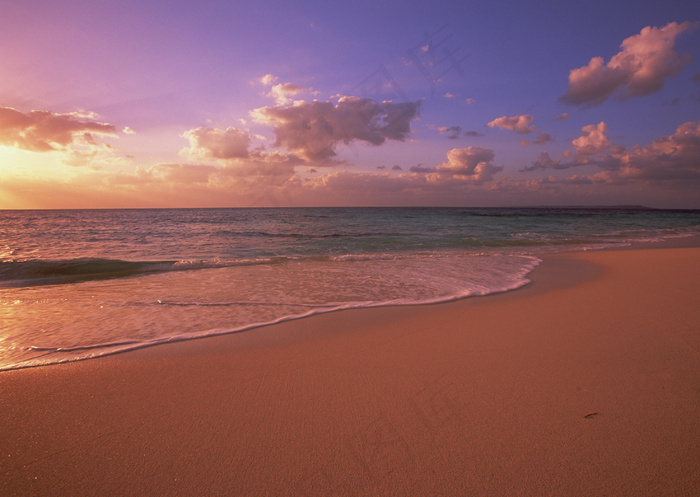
[2,241,699,496]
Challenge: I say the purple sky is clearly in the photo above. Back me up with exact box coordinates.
[1,0,699,208]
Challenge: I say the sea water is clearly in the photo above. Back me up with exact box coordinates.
[1,207,698,370]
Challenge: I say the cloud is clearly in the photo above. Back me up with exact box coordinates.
[554,113,569,121]
[299,149,510,204]
[225,150,299,180]
[306,171,419,196]
[269,83,306,105]
[257,74,316,105]
[155,163,220,184]
[522,122,616,171]
[0,106,117,153]
[179,125,303,186]
[621,120,700,182]
[410,164,433,173]
[438,126,462,139]
[251,96,421,162]
[107,163,223,187]
[434,147,502,182]
[182,126,251,160]
[259,74,278,86]
[487,114,536,135]
[534,132,554,145]
[560,21,696,107]
[522,120,700,185]
[521,151,569,172]
[571,121,612,163]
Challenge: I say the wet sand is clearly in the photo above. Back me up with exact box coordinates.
[2,243,699,496]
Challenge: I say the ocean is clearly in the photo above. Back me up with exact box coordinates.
[1,206,699,371]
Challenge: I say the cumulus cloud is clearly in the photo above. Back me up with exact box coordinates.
[560,21,696,107]
[251,96,421,162]
[487,114,536,135]
[269,83,306,105]
[522,122,615,171]
[620,120,700,182]
[571,122,612,163]
[554,113,570,121]
[182,126,251,160]
[257,74,316,105]
[522,120,700,185]
[434,147,502,182]
[259,74,278,85]
[178,124,304,187]
[0,106,117,153]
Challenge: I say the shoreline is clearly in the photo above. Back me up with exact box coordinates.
[2,239,699,495]
[3,235,697,373]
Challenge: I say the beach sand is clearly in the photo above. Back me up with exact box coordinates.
[2,243,699,496]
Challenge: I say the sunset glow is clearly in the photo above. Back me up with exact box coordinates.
[1,1,699,208]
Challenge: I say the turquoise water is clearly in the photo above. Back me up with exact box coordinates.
[1,207,698,370]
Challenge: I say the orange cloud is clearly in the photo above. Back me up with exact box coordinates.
[182,126,251,160]
[487,115,536,135]
[560,21,696,107]
[0,106,117,153]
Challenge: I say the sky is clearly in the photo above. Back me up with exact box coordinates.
[1,0,699,209]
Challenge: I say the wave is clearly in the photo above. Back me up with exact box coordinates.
[0,253,433,288]
[0,258,235,288]
[0,255,542,372]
